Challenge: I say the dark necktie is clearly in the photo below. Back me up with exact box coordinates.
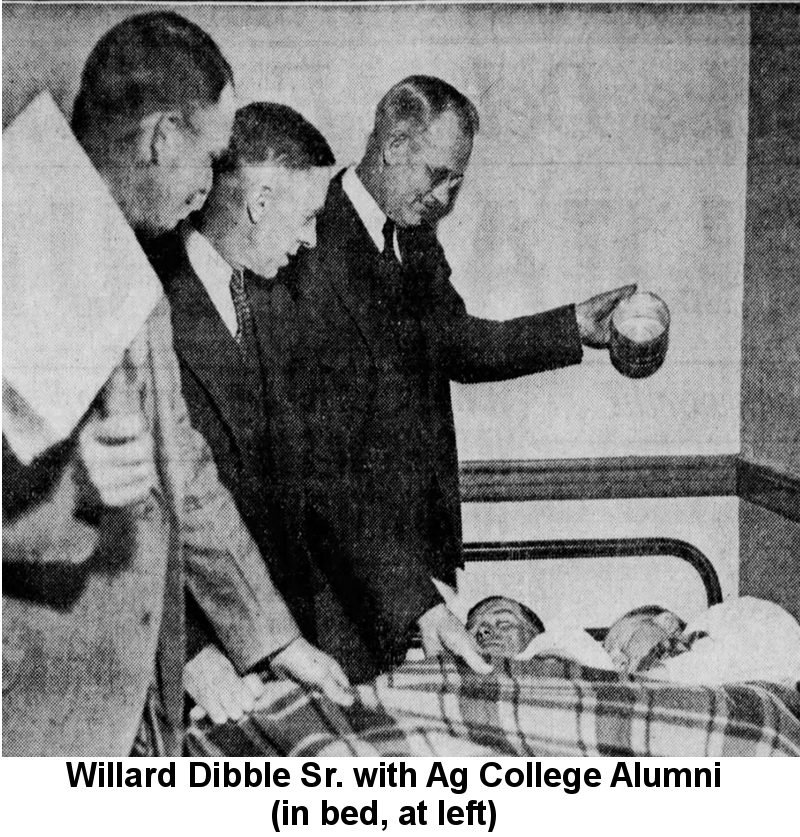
[379,218,406,314]
[229,269,255,353]
[382,218,400,265]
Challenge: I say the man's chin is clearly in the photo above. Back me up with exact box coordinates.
[138,208,187,241]
[397,206,425,228]
[271,256,289,276]
[250,258,284,281]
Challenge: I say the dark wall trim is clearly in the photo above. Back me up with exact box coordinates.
[737,459,800,523]
[459,454,800,523]
[459,455,738,503]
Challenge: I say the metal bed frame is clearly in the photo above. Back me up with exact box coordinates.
[460,536,723,640]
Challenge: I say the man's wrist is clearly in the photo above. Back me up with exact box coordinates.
[249,636,299,675]
[419,601,447,623]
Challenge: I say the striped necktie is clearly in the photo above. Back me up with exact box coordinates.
[229,269,255,351]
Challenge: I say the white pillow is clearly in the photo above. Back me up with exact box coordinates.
[647,597,800,686]
[515,622,616,670]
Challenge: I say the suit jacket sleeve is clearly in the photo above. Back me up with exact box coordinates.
[156,306,301,673]
[417,232,584,383]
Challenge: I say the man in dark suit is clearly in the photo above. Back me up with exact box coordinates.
[279,76,635,681]
[147,102,347,706]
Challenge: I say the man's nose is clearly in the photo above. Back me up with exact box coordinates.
[193,166,214,205]
[187,189,208,214]
[476,624,496,643]
[430,181,452,207]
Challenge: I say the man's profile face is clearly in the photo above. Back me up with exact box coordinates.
[145,83,237,237]
[383,109,472,228]
[467,597,541,659]
[246,165,331,279]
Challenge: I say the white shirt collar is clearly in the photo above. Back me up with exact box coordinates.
[184,225,239,338]
[341,166,401,261]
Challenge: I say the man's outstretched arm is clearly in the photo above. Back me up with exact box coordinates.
[423,241,634,382]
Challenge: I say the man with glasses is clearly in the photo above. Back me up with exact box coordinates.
[276,76,634,681]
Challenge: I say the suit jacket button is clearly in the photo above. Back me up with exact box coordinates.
[140,610,152,628]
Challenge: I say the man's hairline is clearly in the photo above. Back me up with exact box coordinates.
[466,598,532,628]
[223,156,333,184]
[474,606,528,620]
[384,105,476,144]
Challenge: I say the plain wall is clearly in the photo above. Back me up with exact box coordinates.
[2,3,750,462]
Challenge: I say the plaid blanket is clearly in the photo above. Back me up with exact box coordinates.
[186,657,800,757]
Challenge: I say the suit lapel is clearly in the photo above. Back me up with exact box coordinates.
[308,175,386,360]
[158,235,256,458]
[249,272,295,381]
[249,274,309,479]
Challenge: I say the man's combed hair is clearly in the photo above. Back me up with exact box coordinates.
[71,11,233,145]
[373,75,480,141]
[624,605,688,631]
[214,102,336,174]
[466,596,545,635]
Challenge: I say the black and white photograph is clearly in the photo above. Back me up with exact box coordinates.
[2,1,799,766]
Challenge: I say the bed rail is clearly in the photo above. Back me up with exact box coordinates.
[463,537,723,608]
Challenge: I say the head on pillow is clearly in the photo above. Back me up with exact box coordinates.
[603,605,687,674]
[466,596,545,659]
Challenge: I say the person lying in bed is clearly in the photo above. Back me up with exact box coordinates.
[602,605,696,675]
[465,596,545,659]
[529,598,800,686]
[465,596,684,671]
[466,595,800,687]
[636,598,800,687]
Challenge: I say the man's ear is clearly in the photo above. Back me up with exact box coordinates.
[383,128,412,167]
[246,183,272,225]
[136,111,184,166]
